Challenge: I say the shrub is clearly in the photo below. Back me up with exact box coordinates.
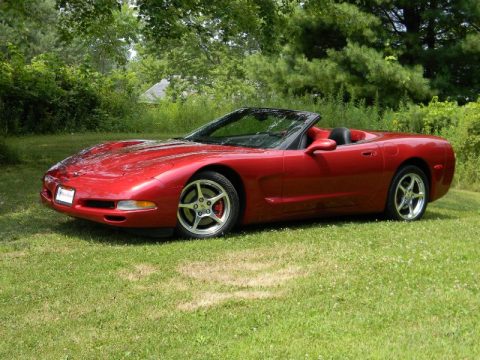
[139,91,386,135]
[388,97,460,134]
[0,49,141,135]
[386,98,480,190]
[450,102,480,161]
[0,138,20,165]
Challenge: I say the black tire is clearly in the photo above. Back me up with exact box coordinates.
[176,171,240,239]
[385,165,429,221]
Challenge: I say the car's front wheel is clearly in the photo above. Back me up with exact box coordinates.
[176,171,240,239]
[385,165,429,221]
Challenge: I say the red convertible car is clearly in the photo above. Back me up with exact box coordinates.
[41,108,455,239]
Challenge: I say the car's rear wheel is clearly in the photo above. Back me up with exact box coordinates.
[176,171,240,239]
[385,165,429,221]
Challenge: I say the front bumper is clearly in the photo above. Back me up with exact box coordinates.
[40,175,180,228]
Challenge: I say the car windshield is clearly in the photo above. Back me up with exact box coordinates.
[183,108,316,149]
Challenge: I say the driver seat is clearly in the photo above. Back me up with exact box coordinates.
[328,127,351,145]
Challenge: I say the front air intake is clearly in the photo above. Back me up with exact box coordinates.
[84,200,116,209]
[104,215,126,222]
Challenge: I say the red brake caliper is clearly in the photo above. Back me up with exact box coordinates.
[213,200,224,218]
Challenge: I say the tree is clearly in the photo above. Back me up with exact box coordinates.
[244,1,432,106]
[243,0,480,105]
[355,0,480,102]
[134,0,291,92]
[137,0,288,55]
[56,1,140,73]
[0,0,59,60]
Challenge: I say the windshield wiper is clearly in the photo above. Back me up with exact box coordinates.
[184,137,221,145]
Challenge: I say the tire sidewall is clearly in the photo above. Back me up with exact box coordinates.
[386,165,429,221]
[176,171,240,239]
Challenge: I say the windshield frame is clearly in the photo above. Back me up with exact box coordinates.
[183,108,321,150]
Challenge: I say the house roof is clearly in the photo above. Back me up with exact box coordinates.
[139,79,170,103]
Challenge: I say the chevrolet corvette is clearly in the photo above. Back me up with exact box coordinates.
[41,108,455,238]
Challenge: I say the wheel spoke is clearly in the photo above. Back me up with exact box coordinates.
[396,197,407,211]
[412,192,424,199]
[399,185,407,193]
[209,214,224,224]
[196,182,204,200]
[191,215,201,230]
[407,177,416,191]
[209,192,226,204]
[179,202,196,209]
[408,201,414,216]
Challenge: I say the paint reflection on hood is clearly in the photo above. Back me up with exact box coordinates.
[47,139,266,180]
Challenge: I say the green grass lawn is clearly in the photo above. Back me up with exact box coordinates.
[1,133,480,359]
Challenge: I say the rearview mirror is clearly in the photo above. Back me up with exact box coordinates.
[305,139,337,155]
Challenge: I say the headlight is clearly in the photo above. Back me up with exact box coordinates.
[117,200,156,211]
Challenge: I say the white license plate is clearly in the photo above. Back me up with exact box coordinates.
[55,186,75,206]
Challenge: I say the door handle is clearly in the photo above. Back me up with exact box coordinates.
[361,150,377,157]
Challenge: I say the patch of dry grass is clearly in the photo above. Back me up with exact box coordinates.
[118,263,158,281]
[177,290,279,311]
[176,245,312,310]
[0,250,26,259]
[179,262,305,287]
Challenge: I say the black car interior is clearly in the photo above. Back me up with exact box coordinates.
[328,127,351,145]
[300,127,352,149]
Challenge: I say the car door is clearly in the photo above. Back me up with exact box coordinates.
[281,142,384,216]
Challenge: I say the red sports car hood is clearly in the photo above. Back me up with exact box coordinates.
[48,139,263,179]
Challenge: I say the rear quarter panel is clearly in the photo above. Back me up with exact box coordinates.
[379,133,455,202]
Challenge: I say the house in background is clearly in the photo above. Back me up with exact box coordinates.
[139,79,170,103]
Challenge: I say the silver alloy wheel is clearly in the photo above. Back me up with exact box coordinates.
[177,179,231,236]
[394,173,426,220]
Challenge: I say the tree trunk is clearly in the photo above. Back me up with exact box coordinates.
[402,4,423,65]
[424,0,437,78]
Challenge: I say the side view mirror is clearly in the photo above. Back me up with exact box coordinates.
[305,139,337,155]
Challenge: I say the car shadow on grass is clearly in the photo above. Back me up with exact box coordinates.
[48,208,457,245]
[56,214,383,244]
[422,209,457,220]
[54,218,179,245]
[240,207,460,234]
[0,202,458,247]
[237,213,386,237]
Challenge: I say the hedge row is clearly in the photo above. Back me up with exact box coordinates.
[0,52,139,135]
